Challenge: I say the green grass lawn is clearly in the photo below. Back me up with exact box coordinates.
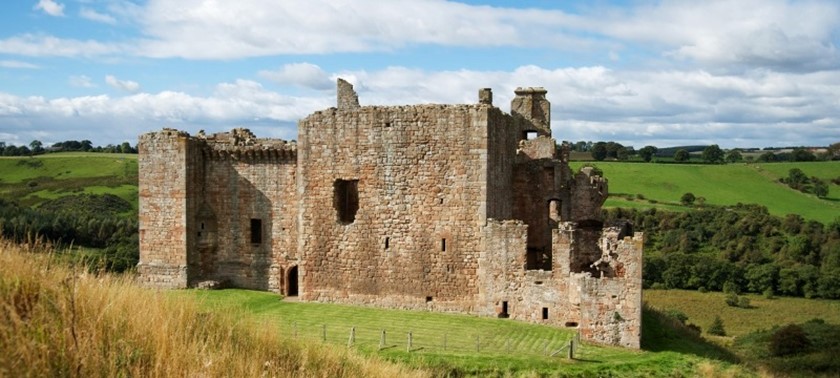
[181,289,747,377]
[645,289,840,338]
[0,153,138,208]
[571,161,840,223]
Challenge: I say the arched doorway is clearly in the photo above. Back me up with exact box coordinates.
[286,266,298,297]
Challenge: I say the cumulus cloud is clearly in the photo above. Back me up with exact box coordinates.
[258,63,333,90]
[80,7,117,25]
[0,60,39,69]
[34,0,65,17]
[2,65,838,149]
[595,0,840,72]
[132,0,588,59]
[105,75,141,93]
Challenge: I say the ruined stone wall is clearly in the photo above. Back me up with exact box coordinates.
[297,104,494,310]
[198,146,297,292]
[569,168,607,222]
[137,129,193,288]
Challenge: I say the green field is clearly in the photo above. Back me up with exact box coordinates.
[571,161,840,223]
[645,289,840,338]
[0,153,138,208]
[184,289,746,376]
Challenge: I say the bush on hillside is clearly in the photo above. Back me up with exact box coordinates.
[769,324,811,357]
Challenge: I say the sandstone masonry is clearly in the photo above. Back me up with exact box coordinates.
[138,79,643,348]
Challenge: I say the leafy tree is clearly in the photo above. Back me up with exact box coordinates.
[791,148,816,162]
[29,140,44,154]
[674,149,690,162]
[785,168,809,190]
[680,192,696,206]
[638,146,658,162]
[725,149,742,163]
[812,177,829,198]
[591,142,608,161]
[757,151,777,162]
[702,144,724,163]
[708,316,726,336]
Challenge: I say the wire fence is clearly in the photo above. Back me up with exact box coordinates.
[237,314,582,359]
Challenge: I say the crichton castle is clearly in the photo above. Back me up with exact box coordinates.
[137,79,643,348]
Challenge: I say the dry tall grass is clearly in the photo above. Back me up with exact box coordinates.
[0,239,429,377]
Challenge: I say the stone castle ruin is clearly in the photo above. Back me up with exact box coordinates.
[137,79,643,348]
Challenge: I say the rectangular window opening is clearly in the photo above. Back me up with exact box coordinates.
[542,307,549,320]
[385,237,390,250]
[250,218,262,244]
[426,296,433,303]
[334,179,359,224]
[441,238,446,252]
[525,131,538,140]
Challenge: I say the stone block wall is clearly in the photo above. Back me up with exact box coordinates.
[137,129,192,288]
[297,103,494,310]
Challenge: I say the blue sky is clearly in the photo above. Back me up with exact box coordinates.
[1,0,839,149]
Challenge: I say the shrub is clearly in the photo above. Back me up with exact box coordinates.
[725,292,740,307]
[738,296,751,309]
[680,192,696,206]
[708,316,726,336]
[665,309,689,324]
[769,324,811,356]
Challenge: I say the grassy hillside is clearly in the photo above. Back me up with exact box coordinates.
[186,289,749,377]
[645,289,840,338]
[571,161,840,223]
[0,240,426,378]
[646,289,840,376]
[0,153,138,209]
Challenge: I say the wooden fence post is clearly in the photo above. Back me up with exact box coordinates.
[568,340,574,359]
[379,329,386,349]
[407,332,413,353]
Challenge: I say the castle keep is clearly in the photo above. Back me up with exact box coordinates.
[138,79,643,348]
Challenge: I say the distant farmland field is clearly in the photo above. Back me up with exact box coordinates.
[571,161,840,224]
[0,153,138,208]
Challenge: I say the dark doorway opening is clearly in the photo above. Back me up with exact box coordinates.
[499,301,509,318]
[287,266,299,297]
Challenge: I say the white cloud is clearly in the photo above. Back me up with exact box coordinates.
[105,75,141,93]
[258,63,333,90]
[69,75,95,88]
[80,7,117,25]
[34,0,65,17]
[0,60,39,69]
[2,65,839,149]
[0,34,122,57]
[133,0,588,59]
[594,0,840,72]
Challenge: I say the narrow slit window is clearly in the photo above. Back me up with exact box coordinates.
[542,307,549,320]
[385,237,390,250]
[250,219,262,244]
[441,238,446,252]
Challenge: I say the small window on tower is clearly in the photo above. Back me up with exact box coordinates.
[250,219,262,244]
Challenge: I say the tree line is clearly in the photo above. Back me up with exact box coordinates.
[567,141,840,163]
[604,205,840,299]
[0,139,138,156]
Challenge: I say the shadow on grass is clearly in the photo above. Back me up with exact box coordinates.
[641,303,740,363]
